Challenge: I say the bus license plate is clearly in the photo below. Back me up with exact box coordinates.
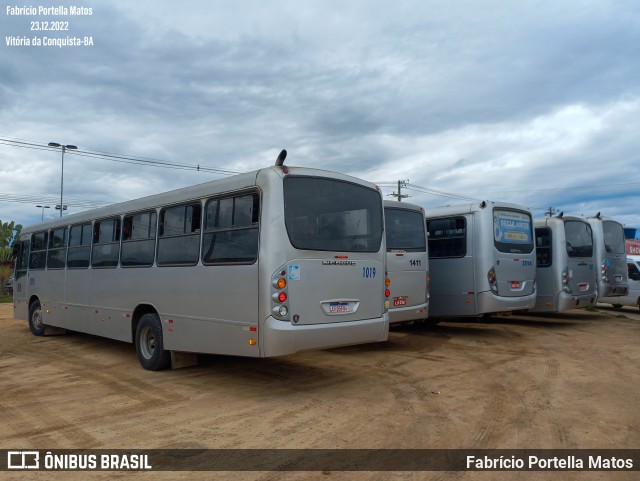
[393,297,407,307]
[329,303,350,313]
[511,281,521,289]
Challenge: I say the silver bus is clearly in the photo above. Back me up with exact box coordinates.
[13,164,390,370]
[531,215,597,312]
[586,213,629,298]
[599,255,640,310]
[425,201,536,317]
[383,200,429,323]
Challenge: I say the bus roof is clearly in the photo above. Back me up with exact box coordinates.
[21,165,381,235]
[425,200,531,218]
[383,200,424,213]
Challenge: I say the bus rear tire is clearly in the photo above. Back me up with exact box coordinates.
[28,299,45,336]
[135,313,170,371]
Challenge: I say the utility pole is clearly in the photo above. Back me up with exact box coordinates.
[544,206,557,217]
[388,179,410,202]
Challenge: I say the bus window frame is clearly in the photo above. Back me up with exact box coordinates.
[201,190,260,266]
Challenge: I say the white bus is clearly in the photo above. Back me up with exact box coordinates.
[13,163,390,370]
[383,200,429,323]
[531,215,597,312]
[586,213,629,298]
[425,201,536,317]
[599,255,640,310]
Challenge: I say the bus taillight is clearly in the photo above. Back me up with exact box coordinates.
[271,267,291,321]
[488,267,498,293]
[601,261,608,282]
[561,266,571,293]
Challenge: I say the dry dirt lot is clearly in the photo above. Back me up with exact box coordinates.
[0,303,639,481]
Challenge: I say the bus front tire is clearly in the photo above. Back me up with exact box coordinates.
[28,300,45,336]
[135,313,171,371]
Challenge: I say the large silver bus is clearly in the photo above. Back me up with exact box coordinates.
[383,200,429,323]
[586,213,629,298]
[531,215,597,312]
[599,255,640,310]
[13,163,390,370]
[425,201,536,317]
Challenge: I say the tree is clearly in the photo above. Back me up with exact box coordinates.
[1,219,22,262]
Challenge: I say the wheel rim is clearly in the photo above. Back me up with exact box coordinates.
[139,325,156,360]
[32,307,43,330]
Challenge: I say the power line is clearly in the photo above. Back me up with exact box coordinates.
[0,192,105,209]
[404,183,480,202]
[0,136,242,176]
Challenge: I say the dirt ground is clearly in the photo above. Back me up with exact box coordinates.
[0,302,639,481]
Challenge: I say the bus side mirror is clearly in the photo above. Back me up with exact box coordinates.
[12,244,19,258]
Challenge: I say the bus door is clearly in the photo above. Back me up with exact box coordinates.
[12,239,30,319]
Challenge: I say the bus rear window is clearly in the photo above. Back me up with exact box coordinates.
[603,220,625,254]
[493,209,533,254]
[284,177,383,252]
[564,220,593,258]
[385,208,426,252]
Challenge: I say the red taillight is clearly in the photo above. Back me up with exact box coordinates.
[277,292,287,303]
[385,289,390,297]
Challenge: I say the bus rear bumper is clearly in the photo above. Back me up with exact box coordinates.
[388,302,429,324]
[556,292,597,311]
[262,314,389,357]
[531,292,597,313]
[598,285,629,298]
[477,291,536,315]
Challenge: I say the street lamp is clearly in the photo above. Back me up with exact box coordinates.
[48,142,77,217]
[36,204,50,222]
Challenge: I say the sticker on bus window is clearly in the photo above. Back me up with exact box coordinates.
[494,210,532,244]
[288,265,300,280]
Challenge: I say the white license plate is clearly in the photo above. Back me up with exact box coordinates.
[330,303,351,313]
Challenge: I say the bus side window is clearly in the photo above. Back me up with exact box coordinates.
[68,223,92,269]
[91,217,121,268]
[121,211,157,267]
[427,217,466,258]
[202,192,259,264]
[157,203,202,266]
[47,227,67,269]
[535,228,551,267]
[28,231,48,270]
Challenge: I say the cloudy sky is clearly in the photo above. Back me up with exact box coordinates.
[2,0,639,229]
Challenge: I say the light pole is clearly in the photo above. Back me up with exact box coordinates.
[48,142,77,217]
[36,204,50,221]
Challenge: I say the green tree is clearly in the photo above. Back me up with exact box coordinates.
[1,219,23,261]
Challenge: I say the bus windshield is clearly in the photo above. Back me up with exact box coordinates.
[493,209,534,254]
[385,208,426,252]
[603,220,625,254]
[564,220,593,258]
[284,176,383,252]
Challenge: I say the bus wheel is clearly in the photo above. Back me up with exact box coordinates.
[135,313,171,371]
[28,299,45,336]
